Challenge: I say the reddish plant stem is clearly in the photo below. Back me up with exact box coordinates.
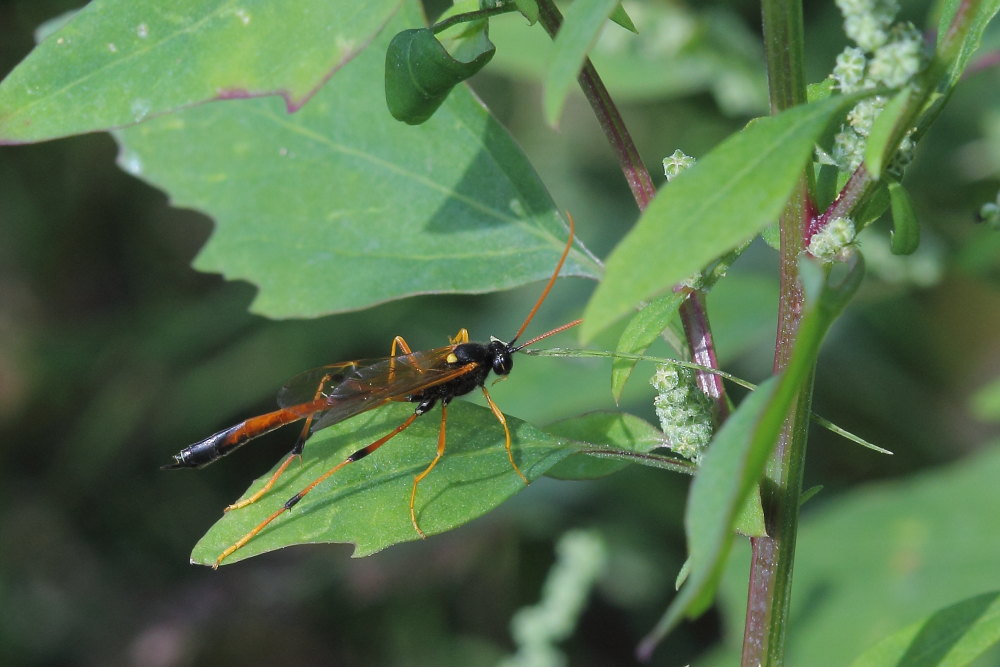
[535,0,727,418]
[535,0,656,209]
[679,295,730,421]
[808,166,870,239]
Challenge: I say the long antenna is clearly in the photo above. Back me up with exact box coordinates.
[512,318,582,352]
[509,213,576,345]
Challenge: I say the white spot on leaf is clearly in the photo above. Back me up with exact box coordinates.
[130,99,152,122]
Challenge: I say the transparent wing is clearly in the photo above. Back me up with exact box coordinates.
[275,345,478,431]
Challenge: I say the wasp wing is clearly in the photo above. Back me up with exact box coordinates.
[276,345,478,432]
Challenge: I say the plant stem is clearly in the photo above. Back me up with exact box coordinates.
[535,0,655,208]
[534,0,728,420]
[743,1,811,665]
[431,2,519,34]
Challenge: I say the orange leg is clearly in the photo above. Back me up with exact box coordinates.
[388,335,414,383]
[409,403,449,539]
[481,386,528,484]
[225,372,334,512]
[214,411,422,568]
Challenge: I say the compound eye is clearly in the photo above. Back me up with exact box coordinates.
[492,353,513,375]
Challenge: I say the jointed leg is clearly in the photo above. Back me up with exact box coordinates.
[409,403,449,539]
[481,386,528,484]
[388,335,414,383]
[214,410,422,568]
[226,372,335,512]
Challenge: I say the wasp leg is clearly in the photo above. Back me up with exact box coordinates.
[409,402,449,539]
[481,386,528,484]
[388,335,415,383]
[214,403,432,568]
[225,372,336,512]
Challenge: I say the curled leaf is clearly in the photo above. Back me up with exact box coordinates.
[385,27,495,124]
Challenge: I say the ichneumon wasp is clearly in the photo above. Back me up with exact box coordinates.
[165,216,581,568]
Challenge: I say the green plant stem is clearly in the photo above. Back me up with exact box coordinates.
[534,0,729,422]
[431,3,520,34]
[743,1,811,665]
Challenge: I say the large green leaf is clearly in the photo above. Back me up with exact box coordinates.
[0,0,403,143]
[192,401,576,565]
[112,1,601,317]
[704,446,1000,666]
[581,94,865,342]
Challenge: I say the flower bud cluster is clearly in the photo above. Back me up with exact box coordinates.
[808,216,857,261]
[829,0,924,176]
[651,364,713,463]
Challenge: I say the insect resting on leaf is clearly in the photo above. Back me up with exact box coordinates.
[164,216,582,568]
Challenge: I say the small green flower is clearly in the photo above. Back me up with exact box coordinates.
[845,12,889,51]
[847,96,887,137]
[808,216,856,261]
[833,46,868,92]
[886,134,915,179]
[662,149,696,182]
[833,127,865,172]
[869,24,923,87]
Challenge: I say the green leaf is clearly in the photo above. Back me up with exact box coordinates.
[855,181,891,230]
[193,401,576,565]
[850,591,1000,667]
[610,292,685,403]
[514,0,539,24]
[608,3,637,33]
[581,93,866,342]
[543,411,664,480]
[0,0,402,143]
[636,375,784,654]
[113,1,601,318]
[936,0,1000,89]
[638,258,865,656]
[734,486,766,538]
[706,447,1000,665]
[385,27,495,125]
[864,86,913,180]
[543,0,621,127]
[888,181,921,255]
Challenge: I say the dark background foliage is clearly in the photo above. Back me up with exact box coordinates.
[2,1,999,665]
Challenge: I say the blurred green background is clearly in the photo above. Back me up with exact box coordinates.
[2,1,1000,665]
